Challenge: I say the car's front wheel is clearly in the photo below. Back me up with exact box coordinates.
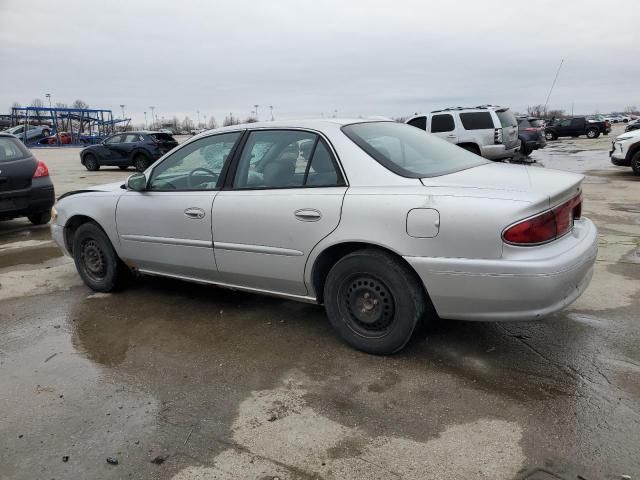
[324,249,428,355]
[72,222,128,292]
[631,151,640,176]
[84,153,100,171]
[545,132,556,141]
[28,211,51,225]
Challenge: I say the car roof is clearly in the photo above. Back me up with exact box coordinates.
[199,118,378,135]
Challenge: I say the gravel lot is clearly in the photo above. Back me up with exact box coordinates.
[0,126,638,479]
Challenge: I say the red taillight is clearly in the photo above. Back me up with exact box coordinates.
[523,127,538,132]
[503,193,582,245]
[494,128,503,144]
[33,160,49,178]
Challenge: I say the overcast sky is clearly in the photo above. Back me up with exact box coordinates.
[1,0,638,125]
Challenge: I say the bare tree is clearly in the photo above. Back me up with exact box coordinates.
[30,98,45,122]
[207,116,218,129]
[526,104,545,118]
[547,109,565,119]
[223,113,240,127]
[11,101,21,109]
[182,116,194,132]
[55,102,68,108]
[393,116,408,123]
[72,99,89,110]
[244,116,258,123]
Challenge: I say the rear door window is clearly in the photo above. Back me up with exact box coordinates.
[459,112,494,130]
[529,119,544,127]
[430,114,455,133]
[407,116,426,130]
[496,109,517,128]
[0,137,30,162]
[105,135,124,144]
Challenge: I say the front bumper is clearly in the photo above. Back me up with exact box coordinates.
[405,217,598,321]
[50,223,69,255]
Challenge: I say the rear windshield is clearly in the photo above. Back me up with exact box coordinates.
[496,109,517,127]
[0,136,30,162]
[150,133,176,142]
[459,112,494,130]
[529,119,544,127]
[342,122,488,178]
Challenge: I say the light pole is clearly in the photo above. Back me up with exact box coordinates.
[120,105,126,131]
[149,106,155,128]
[45,93,59,144]
[144,111,147,129]
[269,105,274,121]
[197,110,200,128]
[254,104,259,121]
[203,115,207,129]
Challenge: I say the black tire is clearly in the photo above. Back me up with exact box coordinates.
[520,143,531,156]
[631,151,640,176]
[72,222,128,292]
[545,132,556,141]
[324,249,429,355]
[134,154,151,172]
[118,166,129,171]
[28,211,51,225]
[84,153,100,171]
[586,128,599,139]
[42,129,50,137]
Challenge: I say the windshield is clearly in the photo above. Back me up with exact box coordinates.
[342,122,488,178]
[496,109,517,127]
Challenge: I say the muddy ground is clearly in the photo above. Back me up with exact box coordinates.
[0,126,638,479]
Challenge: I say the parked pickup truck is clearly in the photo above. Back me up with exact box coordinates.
[545,117,610,140]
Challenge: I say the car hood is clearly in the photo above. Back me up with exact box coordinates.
[421,163,583,207]
[57,181,126,200]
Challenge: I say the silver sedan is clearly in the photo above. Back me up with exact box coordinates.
[51,120,597,354]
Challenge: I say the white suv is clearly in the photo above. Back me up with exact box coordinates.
[406,106,520,160]
[610,129,640,175]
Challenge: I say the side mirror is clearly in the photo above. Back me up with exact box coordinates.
[127,173,147,191]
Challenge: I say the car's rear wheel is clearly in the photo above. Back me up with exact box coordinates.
[28,211,51,225]
[631,151,640,176]
[134,154,151,172]
[586,128,599,139]
[520,143,531,156]
[72,222,128,292]
[324,249,428,355]
[84,153,100,171]
[545,132,556,141]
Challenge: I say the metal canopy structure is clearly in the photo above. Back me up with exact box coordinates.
[10,106,130,146]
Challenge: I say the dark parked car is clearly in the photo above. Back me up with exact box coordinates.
[625,120,640,133]
[545,117,610,140]
[517,117,546,156]
[80,131,178,172]
[0,133,55,225]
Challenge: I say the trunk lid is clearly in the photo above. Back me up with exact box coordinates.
[421,163,583,208]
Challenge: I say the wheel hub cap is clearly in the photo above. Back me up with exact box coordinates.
[82,240,106,278]
[344,277,394,333]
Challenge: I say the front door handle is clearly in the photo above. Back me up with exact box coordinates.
[294,209,322,222]
[184,207,206,219]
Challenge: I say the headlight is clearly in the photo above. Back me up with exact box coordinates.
[51,206,58,223]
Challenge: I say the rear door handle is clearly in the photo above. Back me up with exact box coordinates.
[184,207,206,219]
[294,209,322,222]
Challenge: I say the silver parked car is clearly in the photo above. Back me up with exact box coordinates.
[51,120,597,354]
[4,124,51,142]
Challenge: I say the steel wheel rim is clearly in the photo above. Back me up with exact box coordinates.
[339,274,395,338]
[80,239,107,281]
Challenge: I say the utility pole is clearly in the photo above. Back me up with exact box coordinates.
[45,93,59,144]
[149,106,155,128]
[120,105,126,131]
[254,104,259,121]
[197,110,200,128]
[144,111,147,130]
[269,105,274,121]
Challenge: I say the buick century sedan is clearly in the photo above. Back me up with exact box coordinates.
[51,120,598,354]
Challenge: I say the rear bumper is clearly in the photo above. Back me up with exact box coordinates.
[0,179,55,219]
[480,143,520,160]
[404,217,598,321]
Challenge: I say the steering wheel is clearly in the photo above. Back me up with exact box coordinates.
[188,167,218,189]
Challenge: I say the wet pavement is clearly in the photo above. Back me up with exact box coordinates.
[1,131,639,479]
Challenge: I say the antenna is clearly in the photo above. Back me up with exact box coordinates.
[544,58,564,116]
